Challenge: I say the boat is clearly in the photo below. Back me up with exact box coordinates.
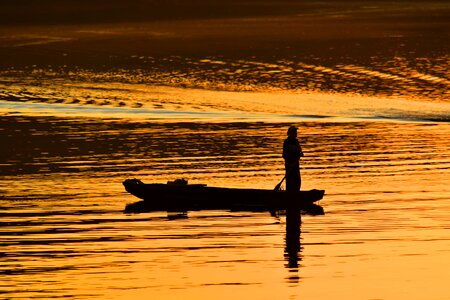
[123,178,325,213]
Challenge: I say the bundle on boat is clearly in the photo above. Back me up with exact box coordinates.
[123,178,325,213]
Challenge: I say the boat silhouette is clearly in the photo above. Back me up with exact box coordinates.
[123,178,325,213]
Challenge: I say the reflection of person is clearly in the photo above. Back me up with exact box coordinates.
[282,126,304,191]
[285,212,301,270]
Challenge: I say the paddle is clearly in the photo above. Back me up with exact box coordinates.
[275,162,299,191]
[274,176,286,191]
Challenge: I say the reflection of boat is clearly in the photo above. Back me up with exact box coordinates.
[123,178,325,213]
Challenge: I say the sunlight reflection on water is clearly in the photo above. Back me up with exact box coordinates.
[1,116,450,299]
[1,3,449,297]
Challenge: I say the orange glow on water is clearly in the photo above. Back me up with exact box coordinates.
[1,116,449,299]
[1,1,449,298]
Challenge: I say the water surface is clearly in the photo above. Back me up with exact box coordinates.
[1,1,449,299]
[1,117,449,299]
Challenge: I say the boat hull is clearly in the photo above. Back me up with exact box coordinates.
[123,179,325,212]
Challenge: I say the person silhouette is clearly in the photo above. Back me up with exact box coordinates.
[282,126,304,192]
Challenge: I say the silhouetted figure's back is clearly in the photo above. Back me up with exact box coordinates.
[282,126,303,191]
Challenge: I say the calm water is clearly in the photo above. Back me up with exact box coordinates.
[1,1,450,299]
[1,117,449,299]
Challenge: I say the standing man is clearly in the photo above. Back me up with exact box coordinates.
[282,126,304,191]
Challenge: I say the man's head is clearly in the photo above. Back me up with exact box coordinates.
[287,125,297,138]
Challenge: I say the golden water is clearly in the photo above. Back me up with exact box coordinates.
[1,116,449,300]
[1,2,449,298]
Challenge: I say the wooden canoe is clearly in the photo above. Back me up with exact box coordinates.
[123,179,325,213]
